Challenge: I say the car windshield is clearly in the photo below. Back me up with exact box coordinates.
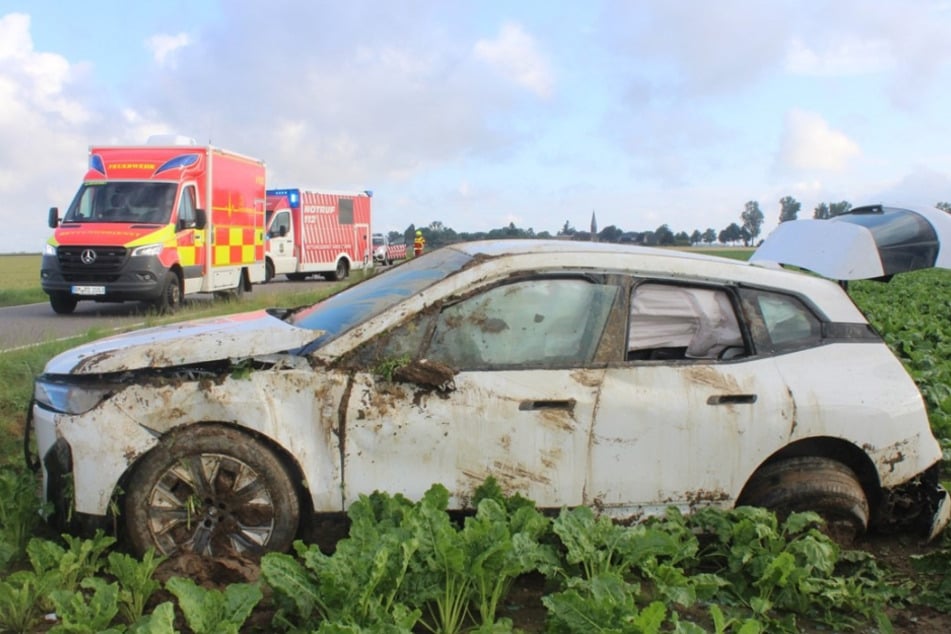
[288,246,472,345]
[64,182,177,224]
[372,236,385,246]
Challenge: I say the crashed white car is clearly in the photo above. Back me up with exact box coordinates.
[28,218,950,556]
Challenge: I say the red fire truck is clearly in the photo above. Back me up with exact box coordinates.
[264,188,372,282]
[41,136,267,314]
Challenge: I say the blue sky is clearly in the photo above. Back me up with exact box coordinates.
[3,0,951,253]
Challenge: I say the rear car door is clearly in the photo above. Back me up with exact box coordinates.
[589,281,796,515]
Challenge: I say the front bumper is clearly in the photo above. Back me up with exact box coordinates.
[40,252,168,302]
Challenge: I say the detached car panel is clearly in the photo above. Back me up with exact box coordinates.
[29,238,950,556]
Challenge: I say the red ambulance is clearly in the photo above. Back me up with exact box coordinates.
[41,136,267,314]
[264,188,373,282]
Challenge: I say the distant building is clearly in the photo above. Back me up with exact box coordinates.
[590,211,598,242]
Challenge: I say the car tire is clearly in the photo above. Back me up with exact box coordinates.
[264,260,275,283]
[153,271,182,313]
[49,292,78,314]
[737,456,869,541]
[124,424,301,557]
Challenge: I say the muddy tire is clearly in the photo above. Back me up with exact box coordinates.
[738,456,869,541]
[124,425,300,558]
[49,292,77,314]
[153,271,182,313]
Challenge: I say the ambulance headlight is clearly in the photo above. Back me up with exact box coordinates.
[34,377,116,415]
[44,243,57,256]
[130,243,164,257]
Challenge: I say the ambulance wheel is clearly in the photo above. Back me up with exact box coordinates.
[154,271,182,313]
[49,292,77,315]
[330,259,349,281]
[264,260,275,283]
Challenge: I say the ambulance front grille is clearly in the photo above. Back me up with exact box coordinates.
[56,246,128,282]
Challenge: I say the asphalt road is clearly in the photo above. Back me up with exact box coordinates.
[0,277,333,352]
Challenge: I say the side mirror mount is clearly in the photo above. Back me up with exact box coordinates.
[48,207,60,228]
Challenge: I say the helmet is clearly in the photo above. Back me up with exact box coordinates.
[416,230,422,236]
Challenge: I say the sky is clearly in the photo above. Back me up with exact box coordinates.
[3,1,951,253]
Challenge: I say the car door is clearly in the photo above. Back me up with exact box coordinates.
[339,275,619,509]
[588,281,796,516]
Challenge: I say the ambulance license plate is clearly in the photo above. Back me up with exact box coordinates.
[72,285,106,296]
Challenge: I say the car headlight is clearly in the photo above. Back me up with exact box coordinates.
[34,377,116,415]
[130,243,164,257]
[44,243,57,256]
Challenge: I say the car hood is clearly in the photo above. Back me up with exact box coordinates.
[752,204,951,280]
[44,309,322,375]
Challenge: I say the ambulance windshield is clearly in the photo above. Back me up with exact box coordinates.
[64,182,177,225]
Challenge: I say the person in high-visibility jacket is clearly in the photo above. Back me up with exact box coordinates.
[413,230,426,256]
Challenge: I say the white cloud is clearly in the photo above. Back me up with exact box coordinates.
[785,37,895,77]
[474,22,553,98]
[146,32,191,68]
[778,109,861,172]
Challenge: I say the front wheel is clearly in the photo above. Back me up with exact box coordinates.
[153,271,182,313]
[124,424,301,557]
[737,456,869,542]
[49,292,77,314]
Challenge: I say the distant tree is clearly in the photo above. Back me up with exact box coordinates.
[702,228,717,244]
[813,203,830,219]
[674,231,691,246]
[741,201,765,243]
[829,201,852,217]
[719,222,743,245]
[690,229,702,245]
[779,196,801,223]
[559,221,576,236]
[740,227,752,246]
[404,224,416,245]
[598,225,624,243]
[937,201,951,213]
[654,224,675,245]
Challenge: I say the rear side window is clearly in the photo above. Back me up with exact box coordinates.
[627,283,745,361]
[739,289,822,352]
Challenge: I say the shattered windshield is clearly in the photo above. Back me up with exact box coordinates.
[289,246,472,346]
[64,182,177,225]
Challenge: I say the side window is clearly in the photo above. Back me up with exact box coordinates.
[270,211,290,237]
[178,186,196,227]
[742,289,821,350]
[338,198,354,224]
[426,278,617,369]
[627,283,745,361]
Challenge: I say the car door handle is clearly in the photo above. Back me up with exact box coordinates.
[707,394,758,405]
[519,399,576,412]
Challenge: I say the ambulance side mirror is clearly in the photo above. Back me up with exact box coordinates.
[194,209,207,230]
[48,207,60,228]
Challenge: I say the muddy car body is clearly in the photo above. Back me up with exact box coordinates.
[29,238,950,556]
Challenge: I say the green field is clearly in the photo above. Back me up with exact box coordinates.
[0,254,45,306]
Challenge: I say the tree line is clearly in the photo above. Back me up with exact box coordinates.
[391,199,951,251]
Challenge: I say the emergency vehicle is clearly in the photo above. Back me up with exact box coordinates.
[264,188,372,282]
[41,136,267,314]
